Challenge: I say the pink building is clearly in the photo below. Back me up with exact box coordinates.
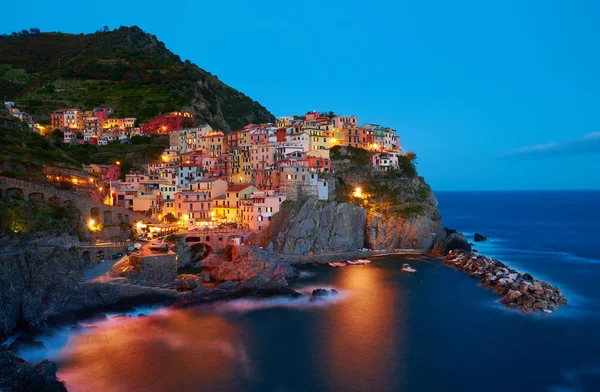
[241,191,286,231]
[91,164,121,182]
[372,152,399,171]
[174,191,213,227]
[305,111,320,121]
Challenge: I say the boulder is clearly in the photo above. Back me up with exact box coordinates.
[0,346,67,392]
[444,232,472,253]
[310,288,339,301]
[202,247,295,286]
[199,270,211,282]
[8,335,45,352]
[474,233,488,242]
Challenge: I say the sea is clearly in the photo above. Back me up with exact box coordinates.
[7,191,600,392]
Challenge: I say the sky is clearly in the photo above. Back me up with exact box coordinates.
[4,0,600,190]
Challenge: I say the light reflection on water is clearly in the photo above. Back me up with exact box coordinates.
[50,263,411,392]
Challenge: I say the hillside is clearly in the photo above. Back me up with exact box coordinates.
[0,26,275,130]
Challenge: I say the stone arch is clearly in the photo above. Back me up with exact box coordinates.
[117,213,123,223]
[82,251,91,266]
[28,192,45,205]
[48,196,61,206]
[90,207,100,220]
[103,210,113,225]
[6,187,24,199]
[95,250,105,262]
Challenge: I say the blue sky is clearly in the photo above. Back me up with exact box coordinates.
[4,0,600,190]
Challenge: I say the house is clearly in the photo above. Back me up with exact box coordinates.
[241,190,287,231]
[174,191,213,227]
[89,164,121,182]
[51,109,84,131]
[188,178,227,199]
[278,166,328,201]
[211,183,256,224]
[177,163,205,188]
[140,112,195,134]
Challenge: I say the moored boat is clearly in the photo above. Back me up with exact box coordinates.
[402,263,417,273]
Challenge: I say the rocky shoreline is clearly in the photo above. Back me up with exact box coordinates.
[444,250,568,313]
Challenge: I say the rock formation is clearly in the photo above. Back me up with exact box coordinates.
[201,246,295,288]
[254,198,367,255]
[0,234,117,340]
[444,250,568,312]
[474,233,488,242]
[0,346,67,391]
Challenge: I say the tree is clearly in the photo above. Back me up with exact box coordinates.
[50,129,64,144]
[164,213,177,223]
[119,160,133,181]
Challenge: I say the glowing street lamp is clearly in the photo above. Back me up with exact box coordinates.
[353,187,363,198]
[115,160,121,166]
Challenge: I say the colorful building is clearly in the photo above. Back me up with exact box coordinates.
[140,112,195,134]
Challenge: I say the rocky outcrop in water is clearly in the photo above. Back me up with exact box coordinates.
[201,246,295,289]
[444,250,568,312]
[310,288,339,301]
[431,229,472,254]
[474,233,488,242]
[0,345,67,391]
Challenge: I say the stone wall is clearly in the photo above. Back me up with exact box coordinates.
[0,176,156,225]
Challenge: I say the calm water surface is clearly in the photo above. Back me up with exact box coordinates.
[13,191,600,391]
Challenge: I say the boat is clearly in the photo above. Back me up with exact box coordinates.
[328,262,347,268]
[402,263,417,273]
[149,242,169,252]
[133,242,142,250]
[347,260,357,265]
[354,259,371,265]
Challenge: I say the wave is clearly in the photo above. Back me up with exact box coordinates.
[203,287,350,314]
[297,271,316,278]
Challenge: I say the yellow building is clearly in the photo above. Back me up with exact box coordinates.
[198,131,226,158]
[211,184,256,224]
[307,128,331,159]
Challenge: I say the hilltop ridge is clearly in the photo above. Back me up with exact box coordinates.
[0,26,275,130]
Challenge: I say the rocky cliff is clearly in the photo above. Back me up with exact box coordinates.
[253,172,465,255]
[253,198,367,255]
[0,234,116,340]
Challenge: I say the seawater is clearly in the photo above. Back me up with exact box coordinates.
[10,191,600,392]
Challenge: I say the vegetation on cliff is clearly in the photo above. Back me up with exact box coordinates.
[330,147,432,219]
[1,26,275,130]
[0,198,78,235]
[0,125,81,178]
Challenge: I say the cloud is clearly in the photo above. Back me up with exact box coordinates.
[500,132,600,159]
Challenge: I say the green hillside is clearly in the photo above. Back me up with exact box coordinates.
[0,26,275,130]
